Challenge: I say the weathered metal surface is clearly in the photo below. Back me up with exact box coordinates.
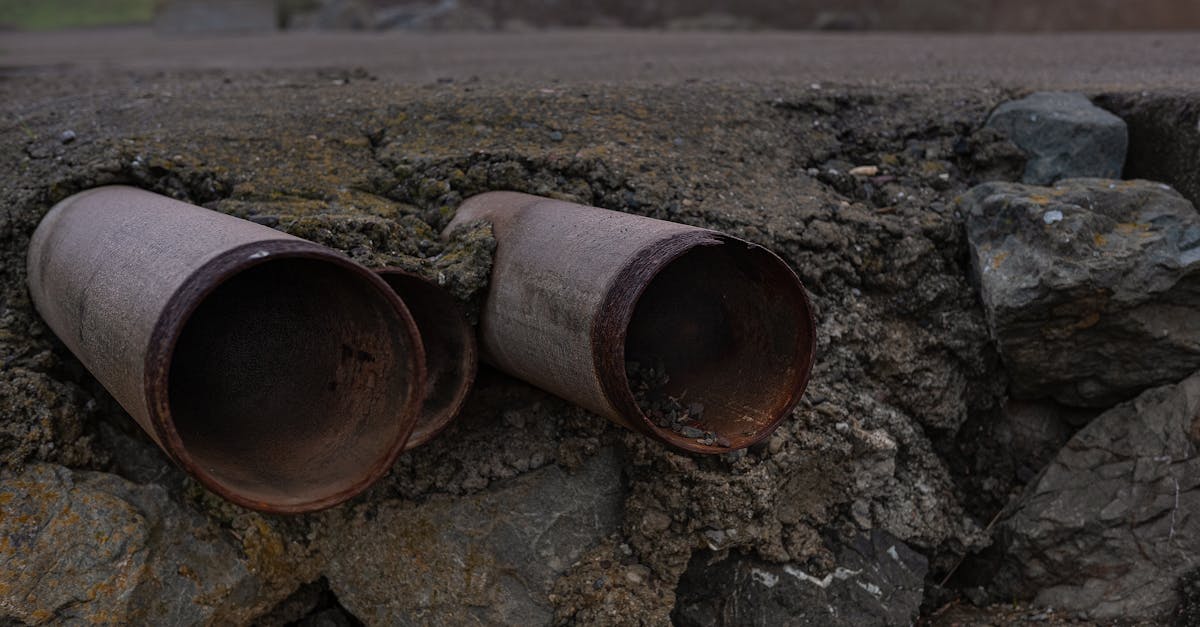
[26,186,425,513]
[376,269,477,450]
[446,191,816,453]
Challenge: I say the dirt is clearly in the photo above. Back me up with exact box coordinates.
[626,359,727,447]
[2,40,1197,623]
[549,536,676,626]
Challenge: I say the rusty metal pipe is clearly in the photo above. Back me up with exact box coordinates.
[375,269,477,450]
[446,192,816,453]
[26,186,426,513]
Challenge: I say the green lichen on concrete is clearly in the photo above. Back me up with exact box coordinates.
[208,197,497,322]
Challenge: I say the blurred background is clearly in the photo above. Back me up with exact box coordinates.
[3,0,1200,33]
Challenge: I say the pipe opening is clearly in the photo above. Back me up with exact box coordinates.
[166,256,420,509]
[377,270,477,450]
[623,243,814,451]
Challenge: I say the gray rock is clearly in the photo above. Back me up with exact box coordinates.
[1097,92,1200,209]
[962,178,1200,407]
[999,399,1095,483]
[674,530,928,627]
[0,464,292,625]
[991,370,1200,621]
[986,92,1127,184]
[321,448,626,625]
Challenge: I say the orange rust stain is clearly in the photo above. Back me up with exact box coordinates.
[1115,222,1150,234]
[990,251,1009,270]
[1076,312,1101,330]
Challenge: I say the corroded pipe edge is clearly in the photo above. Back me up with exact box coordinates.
[143,240,427,513]
[375,268,478,451]
[593,232,818,454]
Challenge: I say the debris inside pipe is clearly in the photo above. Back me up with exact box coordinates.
[26,186,426,513]
[445,191,816,453]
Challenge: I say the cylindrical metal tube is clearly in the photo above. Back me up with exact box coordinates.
[27,186,426,513]
[446,191,816,453]
[375,269,477,450]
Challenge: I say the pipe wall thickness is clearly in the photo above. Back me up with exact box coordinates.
[376,268,477,450]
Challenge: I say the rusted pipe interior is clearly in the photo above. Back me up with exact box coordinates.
[448,191,815,454]
[164,256,420,509]
[619,243,814,451]
[376,270,477,450]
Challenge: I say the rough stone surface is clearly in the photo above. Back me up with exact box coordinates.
[991,370,1200,621]
[0,464,306,625]
[674,531,928,627]
[1097,92,1200,209]
[963,178,1200,407]
[985,91,1128,184]
[319,448,627,625]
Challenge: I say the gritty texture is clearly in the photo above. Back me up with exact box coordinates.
[318,448,627,625]
[962,178,1200,407]
[0,464,313,625]
[1096,91,1200,209]
[989,370,1200,621]
[1,60,1199,623]
[985,92,1128,184]
[549,536,676,626]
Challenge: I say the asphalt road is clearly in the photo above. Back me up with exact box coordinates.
[3,27,1200,90]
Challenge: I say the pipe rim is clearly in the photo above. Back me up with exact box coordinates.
[143,240,426,513]
[375,268,478,451]
[592,230,817,454]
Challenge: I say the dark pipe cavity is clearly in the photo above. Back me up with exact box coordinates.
[169,258,414,506]
[622,244,810,450]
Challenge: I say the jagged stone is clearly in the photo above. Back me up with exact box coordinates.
[991,370,1200,621]
[0,464,296,625]
[321,448,627,625]
[963,178,1200,407]
[1096,92,1200,208]
[985,92,1127,184]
